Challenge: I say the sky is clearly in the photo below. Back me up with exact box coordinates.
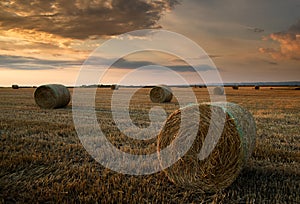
[0,0,299,86]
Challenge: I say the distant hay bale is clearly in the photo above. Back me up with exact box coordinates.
[232,85,239,90]
[34,84,71,109]
[150,85,173,103]
[254,86,260,90]
[213,86,224,95]
[111,84,119,90]
[157,102,256,193]
[12,85,19,89]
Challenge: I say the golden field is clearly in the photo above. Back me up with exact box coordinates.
[0,87,299,203]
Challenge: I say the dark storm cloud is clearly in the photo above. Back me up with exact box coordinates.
[209,55,222,59]
[67,56,215,72]
[248,27,264,33]
[0,0,180,39]
[0,55,83,70]
[289,20,300,33]
[111,58,214,72]
[262,59,278,65]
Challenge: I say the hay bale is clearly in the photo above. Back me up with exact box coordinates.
[12,85,19,89]
[232,85,239,90]
[213,86,224,95]
[254,85,260,90]
[111,84,119,90]
[150,85,173,103]
[34,84,71,109]
[157,102,256,193]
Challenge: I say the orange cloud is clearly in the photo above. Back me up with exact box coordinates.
[0,27,110,63]
[259,21,300,61]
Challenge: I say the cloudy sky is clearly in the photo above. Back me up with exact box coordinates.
[0,0,299,86]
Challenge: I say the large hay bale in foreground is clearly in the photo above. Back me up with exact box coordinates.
[157,102,256,193]
[150,85,173,103]
[34,84,71,109]
[213,86,224,95]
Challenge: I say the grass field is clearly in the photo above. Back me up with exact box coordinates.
[0,87,299,203]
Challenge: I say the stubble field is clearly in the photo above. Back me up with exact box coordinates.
[0,87,299,203]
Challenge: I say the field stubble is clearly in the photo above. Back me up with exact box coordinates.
[0,87,299,203]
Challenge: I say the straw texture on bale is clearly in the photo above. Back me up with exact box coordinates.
[150,85,173,103]
[157,102,256,193]
[213,86,224,95]
[34,84,71,109]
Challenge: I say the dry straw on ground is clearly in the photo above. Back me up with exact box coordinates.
[213,86,225,95]
[157,102,256,193]
[34,84,71,109]
[150,85,173,103]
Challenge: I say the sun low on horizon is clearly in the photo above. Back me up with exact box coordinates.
[0,0,299,87]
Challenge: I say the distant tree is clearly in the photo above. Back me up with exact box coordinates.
[12,85,19,89]
[111,84,119,90]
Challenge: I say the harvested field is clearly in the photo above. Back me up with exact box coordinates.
[0,87,299,203]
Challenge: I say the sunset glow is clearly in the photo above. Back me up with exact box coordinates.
[0,0,299,86]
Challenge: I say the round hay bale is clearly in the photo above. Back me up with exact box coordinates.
[232,85,239,90]
[213,86,224,95]
[157,102,256,193]
[12,85,19,89]
[34,84,71,109]
[254,85,260,90]
[150,85,173,103]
